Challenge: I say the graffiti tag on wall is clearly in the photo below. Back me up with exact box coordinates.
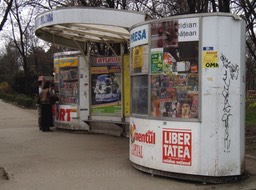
[220,53,239,153]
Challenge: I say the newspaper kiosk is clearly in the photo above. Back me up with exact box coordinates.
[35,8,145,133]
[129,13,246,182]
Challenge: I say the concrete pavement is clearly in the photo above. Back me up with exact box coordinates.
[0,99,256,190]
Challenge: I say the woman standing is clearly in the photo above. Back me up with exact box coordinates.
[39,80,53,132]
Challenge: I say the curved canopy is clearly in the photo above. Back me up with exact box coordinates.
[35,7,145,50]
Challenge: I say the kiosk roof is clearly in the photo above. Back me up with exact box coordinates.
[35,7,145,49]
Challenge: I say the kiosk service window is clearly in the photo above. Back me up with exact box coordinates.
[131,18,199,120]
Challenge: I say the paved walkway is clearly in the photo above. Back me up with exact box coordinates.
[0,100,256,190]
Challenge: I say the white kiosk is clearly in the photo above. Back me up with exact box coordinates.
[129,13,246,182]
[35,8,145,133]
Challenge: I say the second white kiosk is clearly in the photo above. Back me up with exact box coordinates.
[129,13,246,182]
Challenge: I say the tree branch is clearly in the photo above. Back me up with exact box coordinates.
[0,0,14,31]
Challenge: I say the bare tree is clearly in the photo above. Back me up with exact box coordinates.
[8,0,39,94]
[233,0,256,90]
[236,0,256,60]
[0,41,20,83]
[245,39,256,90]
[184,0,230,13]
[0,0,14,31]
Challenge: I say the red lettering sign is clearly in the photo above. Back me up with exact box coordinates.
[162,129,192,166]
[96,57,121,64]
[130,123,156,145]
[133,131,156,144]
[131,144,143,158]
[56,108,71,122]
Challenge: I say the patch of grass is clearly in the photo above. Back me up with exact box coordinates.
[246,107,256,126]
[246,99,256,126]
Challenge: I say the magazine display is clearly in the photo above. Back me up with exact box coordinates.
[59,67,79,104]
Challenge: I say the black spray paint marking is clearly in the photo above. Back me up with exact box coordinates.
[220,53,239,153]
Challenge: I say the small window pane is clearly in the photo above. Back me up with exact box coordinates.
[131,75,148,114]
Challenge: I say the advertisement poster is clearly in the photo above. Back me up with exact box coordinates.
[151,48,163,73]
[54,59,60,83]
[59,57,79,67]
[123,55,130,117]
[150,18,199,119]
[162,128,192,166]
[132,46,143,69]
[91,56,121,115]
[203,51,218,68]
[131,45,149,74]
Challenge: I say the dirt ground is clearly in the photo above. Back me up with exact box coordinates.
[245,125,256,175]
[0,99,256,190]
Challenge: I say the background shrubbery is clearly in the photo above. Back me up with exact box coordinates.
[0,82,36,109]
[0,92,36,108]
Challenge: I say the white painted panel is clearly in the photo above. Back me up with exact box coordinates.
[201,16,245,175]
[79,56,90,130]
[130,117,200,175]
[35,8,145,30]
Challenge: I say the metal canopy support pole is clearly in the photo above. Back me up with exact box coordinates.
[120,43,125,122]
[100,38,118,56]
[86,42,91,124]
[73,39,86,56]
[73,39,91,130]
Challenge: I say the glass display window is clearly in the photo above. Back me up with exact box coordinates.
[130,17,200,120]
[59,66,79,104]
[149,45,199,119]
[148,19,199,120]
